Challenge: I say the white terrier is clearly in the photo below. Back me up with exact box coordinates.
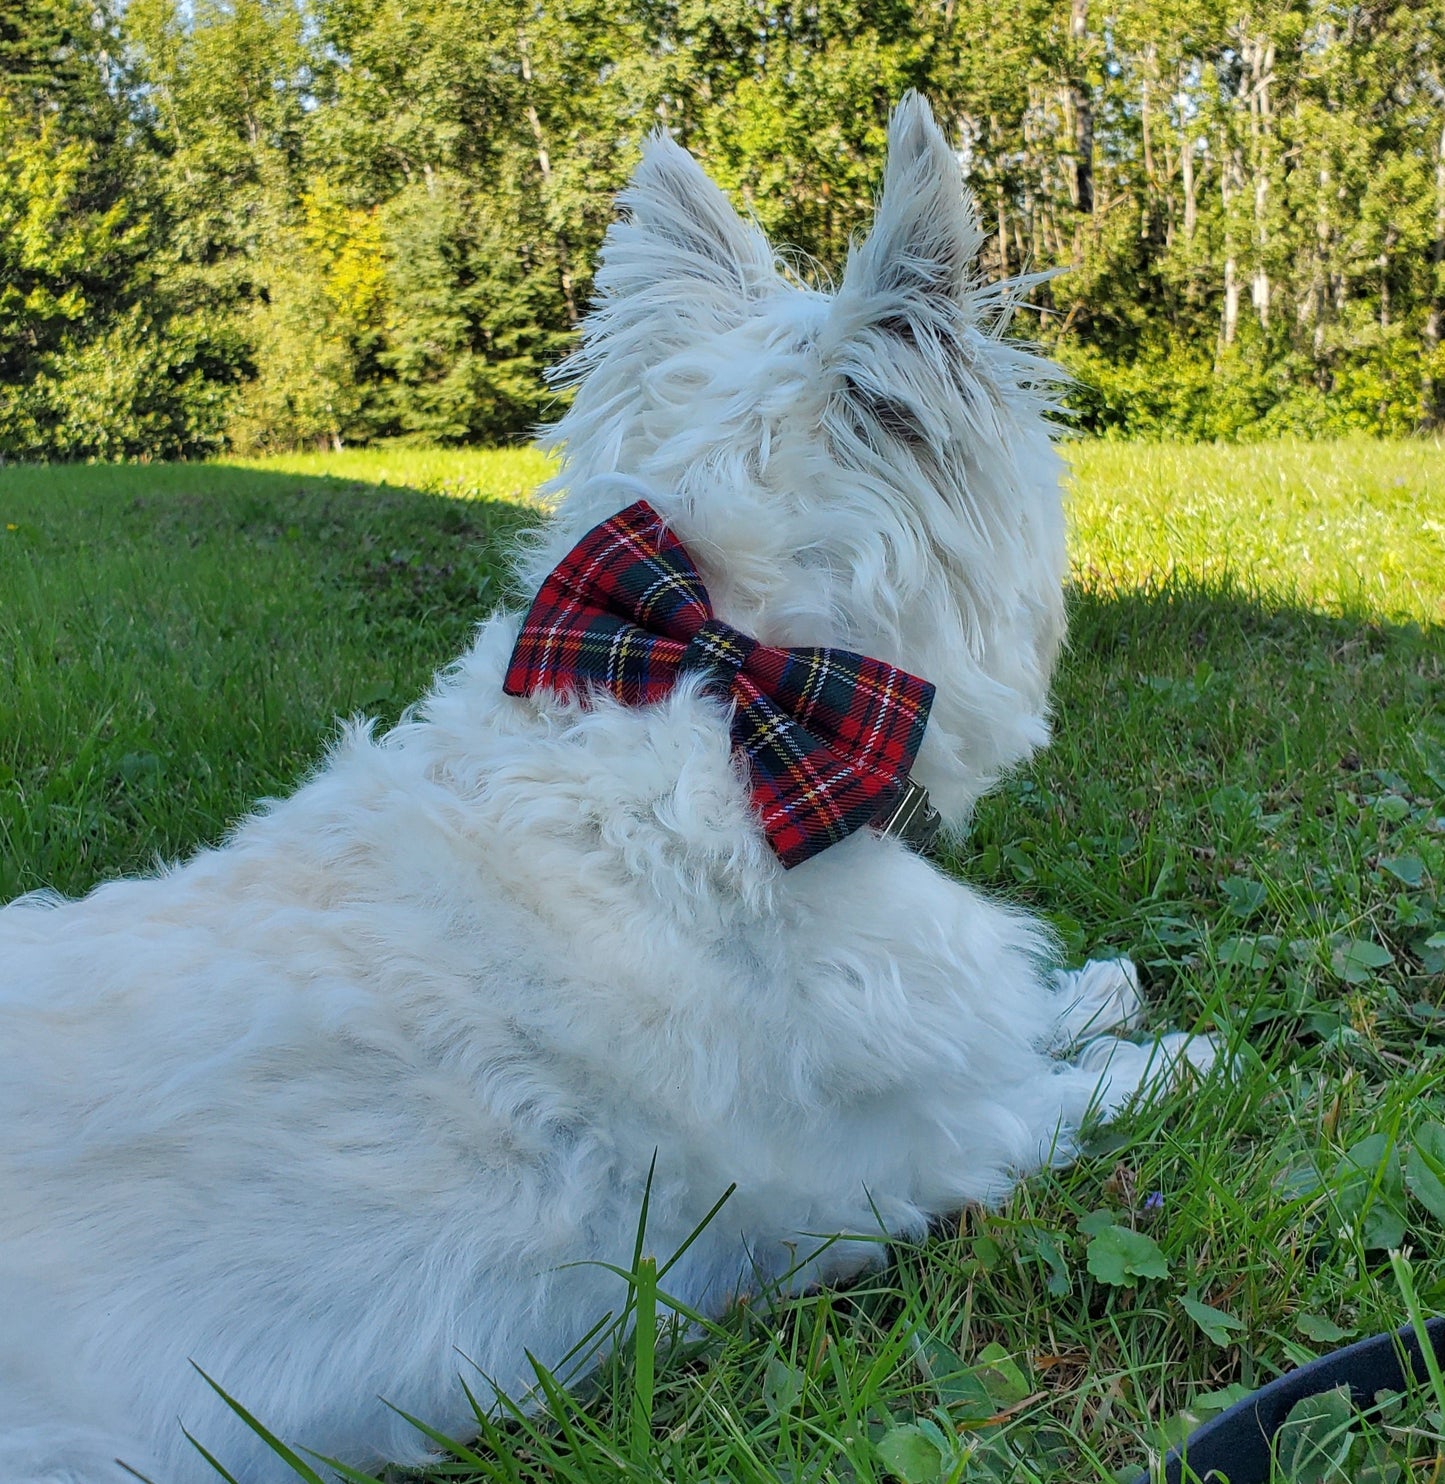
[0,95,1211,1484]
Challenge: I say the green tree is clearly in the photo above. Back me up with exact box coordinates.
[0,0,182,458]
[8,0,1445,456]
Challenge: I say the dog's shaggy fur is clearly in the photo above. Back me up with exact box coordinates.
[0,96,1211,1483]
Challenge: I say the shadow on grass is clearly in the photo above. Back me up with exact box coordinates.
[960,570,1443,1026]
[1055,570,1440,801]
[4,460,536,627]
[0,464,537,898]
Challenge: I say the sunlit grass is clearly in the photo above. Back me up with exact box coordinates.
[221,443,557,503]
[208,434,1445,626]
[1065,435,1445,626]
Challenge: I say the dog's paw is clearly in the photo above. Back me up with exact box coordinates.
[1073,1029,1220,1118]
[1052,958,1146,1048]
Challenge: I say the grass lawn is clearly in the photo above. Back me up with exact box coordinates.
[2,438,1443,1482]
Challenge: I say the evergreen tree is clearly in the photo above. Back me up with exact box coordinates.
[0,0,180,457]
[5,0,1445,457]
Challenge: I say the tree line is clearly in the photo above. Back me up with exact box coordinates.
[2,0,1443,460]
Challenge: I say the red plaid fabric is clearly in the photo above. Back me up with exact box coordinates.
[504,501,935,868]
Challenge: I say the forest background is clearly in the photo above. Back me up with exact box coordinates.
[4,0,1445,461]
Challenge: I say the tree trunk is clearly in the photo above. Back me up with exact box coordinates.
[1140,45,1155,185]
[1246,34,1274,329]
[1140,40,1160,245]
[1310,164,1330,361]
[1379,226,1397,329]
[1221,149,1243,346]
[517,26,579,327]
[995,178,1009,279]
[1424,117,1445,424]
[1069,0,1094,216]
[1181,134,1196,240]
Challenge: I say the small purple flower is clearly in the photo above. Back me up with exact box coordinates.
[1144,1191,1165,1212]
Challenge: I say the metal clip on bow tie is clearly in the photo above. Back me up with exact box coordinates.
[503,500,939,868]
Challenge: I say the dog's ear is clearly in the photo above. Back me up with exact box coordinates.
[599,131,776,308]
[839,92,984,333]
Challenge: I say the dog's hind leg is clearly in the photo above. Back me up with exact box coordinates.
[1050,958,1146,1047]
[1070,1029,1219,1121]
[1049,960,1220,1118]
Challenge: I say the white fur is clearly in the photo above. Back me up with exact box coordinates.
[0,95,1211,1484]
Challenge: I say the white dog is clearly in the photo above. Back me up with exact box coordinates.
[0,95,1211,1484]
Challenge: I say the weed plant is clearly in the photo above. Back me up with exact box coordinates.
[1,440,1442,1482]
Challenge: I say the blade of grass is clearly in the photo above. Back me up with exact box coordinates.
[190,1364,329,1484]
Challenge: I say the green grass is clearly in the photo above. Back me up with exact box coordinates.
[223,442,556,502]
[0,455,540,898]
[1066,435,1445,626]
[2,439,1443,1483]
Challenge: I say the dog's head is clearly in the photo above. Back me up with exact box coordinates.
[535,93,1068,827]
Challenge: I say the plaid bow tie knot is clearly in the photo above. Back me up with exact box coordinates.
[678,619,757,685]
[503,501,936,868]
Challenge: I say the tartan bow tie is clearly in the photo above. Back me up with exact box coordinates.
[503,500,938,868]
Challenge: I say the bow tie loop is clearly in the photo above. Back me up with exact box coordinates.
[504,501,935,868]
[678,619,757,690]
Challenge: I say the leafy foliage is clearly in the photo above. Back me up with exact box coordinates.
[5,1,1445,455]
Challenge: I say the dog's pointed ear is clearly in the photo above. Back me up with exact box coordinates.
[597,130,776,308]
[839,93,984,332]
